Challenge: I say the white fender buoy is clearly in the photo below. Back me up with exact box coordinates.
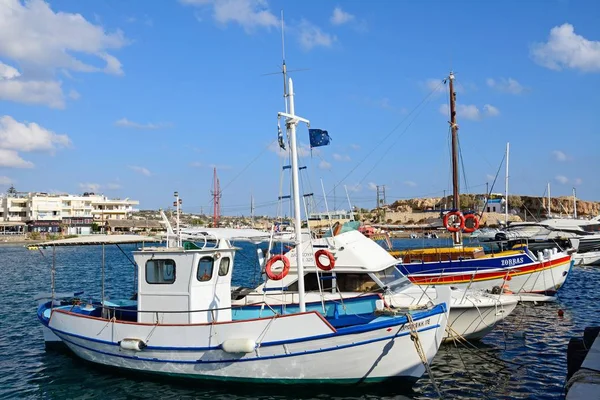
[119,338,146,351]
[221,338,256,354]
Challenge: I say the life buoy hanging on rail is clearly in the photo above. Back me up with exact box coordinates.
[265,254,290,281]
[443,211,465,233]
[462,214,480,233]
[315,249,336,271]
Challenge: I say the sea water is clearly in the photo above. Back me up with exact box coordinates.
[0,239,598,399]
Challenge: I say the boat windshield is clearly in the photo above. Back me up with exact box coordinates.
[371,265,411,293]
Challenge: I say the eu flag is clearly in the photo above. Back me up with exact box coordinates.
[309,129,331,148]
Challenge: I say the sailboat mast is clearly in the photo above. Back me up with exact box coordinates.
[547,182,551,218]
[505,142,510,225]
[573,187,577,219]
[448,72,461,245]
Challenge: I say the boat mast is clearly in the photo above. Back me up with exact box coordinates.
[279,78,310,312]
[547,182,551,218]
[573,187,577,219]
[448,72,461,245]
[505,142,510,225]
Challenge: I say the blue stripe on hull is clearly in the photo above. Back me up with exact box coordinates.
[398,254,534,275]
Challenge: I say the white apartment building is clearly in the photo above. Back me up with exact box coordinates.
[0,187,139,235]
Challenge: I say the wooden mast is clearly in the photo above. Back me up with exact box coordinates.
[448,72,462,245]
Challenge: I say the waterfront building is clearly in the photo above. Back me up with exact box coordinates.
[0,187,139,235]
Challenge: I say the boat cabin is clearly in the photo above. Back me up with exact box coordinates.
[134,239,235,324]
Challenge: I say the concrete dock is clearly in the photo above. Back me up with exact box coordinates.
[567,332,600,399]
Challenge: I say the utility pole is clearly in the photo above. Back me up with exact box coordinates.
[376,185,386,208]
[212,168,221,228]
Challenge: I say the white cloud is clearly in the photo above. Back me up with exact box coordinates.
[0,149,34,168]
[68,89,80,100]
[439,104,481,120]
[346,183,361,192]
[404,180,417,187]
[0,115,71,152]
[485,174,495,182]
[129,165,151,176]
[552,150,569,161]
[555,175,569,184]
[181,0,278,32]
[486,77,525,94]
[268,141,315,158]
[0,70,65,108]
[483,104,500,117]
[332,153,351,162]
[0,61,20,79]
[79,183,101,192]
[106,183,121,190]
[425,78,446,94]
[0,0,128,108]
[0,0,128,74]
[189,161,203,168]
[350,144,360,150]
[531,23,600,72]
[318,160,331,170]
[297,19,336,51]
[0,176,13,185]
[367,182,378,191]
[330,7,354,25]
[574,178,583,185]
[115,118,170,130]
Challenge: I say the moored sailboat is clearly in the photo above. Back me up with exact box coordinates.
[392,72,573,296]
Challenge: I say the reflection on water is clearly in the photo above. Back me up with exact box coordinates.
[0,242,598,399]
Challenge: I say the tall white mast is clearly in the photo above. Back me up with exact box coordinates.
[504,143,510,224]
[573,187,577,219]
[278,78,310,312]
[547,182,551,218]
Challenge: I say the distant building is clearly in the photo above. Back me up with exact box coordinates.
[476,193,506,214]
[0,187,139,235]
[307,209,355,229]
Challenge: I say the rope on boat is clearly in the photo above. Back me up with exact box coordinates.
[406,313,443,399]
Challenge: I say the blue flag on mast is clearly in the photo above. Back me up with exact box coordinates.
[309,129,331,148]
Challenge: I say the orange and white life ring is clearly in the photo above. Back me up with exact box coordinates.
[443,211,465,233]
[315,249,335,271]
[265,254,290,281]
[462,214,480,233]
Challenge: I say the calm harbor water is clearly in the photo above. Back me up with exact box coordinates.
[0,239,598,399]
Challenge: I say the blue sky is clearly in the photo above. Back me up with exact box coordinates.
[1,0,599,215]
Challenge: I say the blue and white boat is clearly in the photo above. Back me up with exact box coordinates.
[35,78,451,385]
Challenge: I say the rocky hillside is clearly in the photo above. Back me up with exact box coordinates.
[385,195,600,217]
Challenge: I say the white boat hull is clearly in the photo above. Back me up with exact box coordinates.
[573,251,600,266]
[45,303,448,383]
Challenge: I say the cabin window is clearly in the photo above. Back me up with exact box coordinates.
[218,257,230,276]
[197,256,214,282]
[145,259,176,284]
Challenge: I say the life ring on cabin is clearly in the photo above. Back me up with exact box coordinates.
[443,211,465,232]
[462,214,480,233]
[331,221,343,236]
[265,254,290,281]
[315,249,336,271]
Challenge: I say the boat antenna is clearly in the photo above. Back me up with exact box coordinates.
[447,71,461,246]
[281,10,288,113]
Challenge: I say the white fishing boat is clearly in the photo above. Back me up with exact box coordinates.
[35,77,451,385]
[230,227,518,341]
